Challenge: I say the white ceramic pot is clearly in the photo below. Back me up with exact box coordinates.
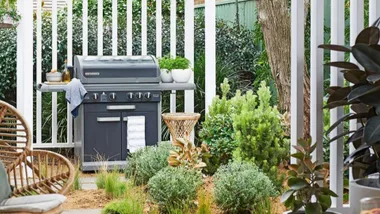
[172,68,191,83]
[0,15,15,28]
[46,72,62,82]
[160,69,173,83]
[350,178,380,214]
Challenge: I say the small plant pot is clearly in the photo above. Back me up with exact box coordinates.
[172,68,191,83]
[46,72,62,82]
[350,178,380,214]
[0,15,15,28]
[160,69,173,83]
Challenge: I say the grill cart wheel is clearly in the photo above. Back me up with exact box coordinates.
[162,113,200,142]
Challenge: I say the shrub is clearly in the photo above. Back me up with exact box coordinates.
[200,79,236,174]
[96,171,106,189]
[232,81,289,190]
[148,167,202,211]
[125,142,173,186]
[102,182,145,214]
[213,161,277,213]
[104,170,127,199]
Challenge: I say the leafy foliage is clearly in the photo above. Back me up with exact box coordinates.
[232,81,289,190]
[124,142,173,186]
[281,138,338,214]
[158,56,174,70]
[168,138,210,169]
[213,161,277,213]
[196,189,213,214]
[171,56,190,70]
[319,18,380,183]
[147,167,202,211]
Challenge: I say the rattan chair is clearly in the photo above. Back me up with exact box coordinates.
[0,100,74,197]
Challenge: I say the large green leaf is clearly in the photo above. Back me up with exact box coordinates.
[364,116,380,145]
[288,177,309,190]
[344,144,371,165]
[318,44,351,52]
[318,195,332,212]
[280,189,295,203]
[327,87,351,104]
[326,86,342,95]
[328,130,356,143]
[348,85,380,102]
[305,203,322,214]
[367,74,380,83]
[342,70,366,84]
[346,127,364,144]
[352,44,380,73]
[326,113,354,134]
[351,103,371,114]
[355,27,380,45]
[321,187,339,197]
[325,61,359,70]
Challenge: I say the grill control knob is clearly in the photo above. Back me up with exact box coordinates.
[92,93,99,100]
[144,92,151,99]
[127,92,134,100]
[136,92,143,99]
[109,93,117,101]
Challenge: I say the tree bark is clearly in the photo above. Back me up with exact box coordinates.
[256,0,311,138]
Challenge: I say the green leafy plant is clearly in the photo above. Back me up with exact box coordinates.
[72,164,82,191]
[125,142,173,186]
[104,170,127,199]
[158,56,174,71]
[232,81,289,190]
[281,138,338,214]
[171,57,190,70]
[147,167,202,211]
[0,0,20,27]
[196,189,213,214]
[168,138,210,169]
[319,18,380,185]
[102,182,145,214]
[213,161,277,213]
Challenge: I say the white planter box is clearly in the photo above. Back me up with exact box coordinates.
[350,178,380,214]
[0,15,15,28]
[160,69,173,83]
[172,68,191,83]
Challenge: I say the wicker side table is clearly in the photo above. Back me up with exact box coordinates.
[162,113,201,142]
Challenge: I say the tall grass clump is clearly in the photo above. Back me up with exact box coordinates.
[125,142,173,186]
[104,169,127,199]
[72,163,82,190]
[197,189,213,214]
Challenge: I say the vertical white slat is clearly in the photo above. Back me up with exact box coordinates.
[98,0,103,55]
[184,0,195,141]
[290,0,304,164]
[310,0,324,164]
[205,0,216,114]
[17,0,33,147]
[127,0,133,55]
[349,0,364,182]
[141,0,147,55]
[67,0,73,145]
[36,0,42,146]
[170,0,177,113]
[330,0,345,208]
[112,0,118,55]
[156,0,162,58]
[369,0,380,25]
[83,0,88,56]
[52,0,58,146]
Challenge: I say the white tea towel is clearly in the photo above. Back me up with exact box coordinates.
[127,116,146,153]
[64,78,87,118]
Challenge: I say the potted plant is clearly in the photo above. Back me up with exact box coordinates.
[158,56,174,83]
[171,56,191,83]
[319,17,380,214]
[281,138,339,214]
[0,0,20,28]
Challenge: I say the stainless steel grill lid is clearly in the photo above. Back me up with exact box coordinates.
[74,55,160,84]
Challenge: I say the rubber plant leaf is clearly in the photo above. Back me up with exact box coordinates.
[318,44,351,52]
[325,61,359,70]
[305,203,322,214]
[346,127,364,144]
[318,195,332,212]
[327,87,351,104]
[341,69,366,84]
[348,85,380,102]
[352,44,380,73]
[287,177,309,190]
[280,189,295,203]
[355,27,380,45]
[344,144,371,165]
[367,73,380,83]
[328,130,356,144]
[364,116,380,145]
[326,113,354,134]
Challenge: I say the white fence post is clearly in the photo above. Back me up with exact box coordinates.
[112,0,118,56]
[290,0,304,164]
[141,0,147,55]
[369,0,380,25]
[170,0,177,113]
[310,0,324,164]
[205,0,216,114]
[156,0,162,58]
[52,0,58,146]
[36,0,42,147]
[127,0,133,55]
[98,0,103,56]
[67,0,73,145]
[330,0,345,209]
[16,0,34,147]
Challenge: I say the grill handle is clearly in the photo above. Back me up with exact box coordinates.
[107,105,136,111]
[97,117,121,122]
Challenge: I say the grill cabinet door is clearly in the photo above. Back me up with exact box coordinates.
[84,112,122,162]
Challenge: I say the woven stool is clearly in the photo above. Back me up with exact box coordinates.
[162,113,201,142]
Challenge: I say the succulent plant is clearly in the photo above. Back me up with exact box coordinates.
[319,18,380,186]
[168,138,211,169]
[281,138,338,214]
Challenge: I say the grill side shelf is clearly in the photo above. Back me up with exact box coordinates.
[37,83,196,92]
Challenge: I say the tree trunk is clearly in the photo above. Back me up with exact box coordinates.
[256,0,311,138]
